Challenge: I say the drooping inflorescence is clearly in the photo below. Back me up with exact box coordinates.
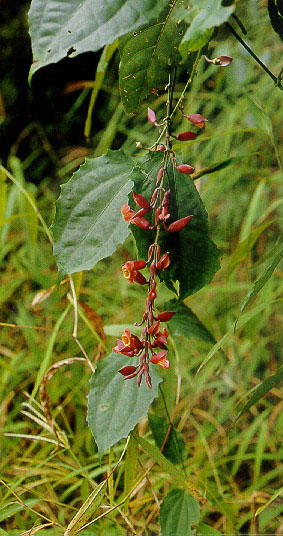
[113,104,208,388]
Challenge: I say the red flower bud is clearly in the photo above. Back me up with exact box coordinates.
[156,311,176,322]
[131,216,151,230]
[168,215,193,232]
[147,107,158,126]
[184,113,208,129]
[149,321,161,335]
[205,55,233,67]
[118,366,137,376]
[132,191,150,209]
[157,167,165,184]
[148,288,157,301]
[175,164,194,174]
[156,252,170,270]
[157,144,166,151]
[175,131,197,141]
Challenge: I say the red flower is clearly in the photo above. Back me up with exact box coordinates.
[151,350,170,369]
[132,191,150,209]
[122,260,147,285]
[121,203,136,222]
[121,328,144,351]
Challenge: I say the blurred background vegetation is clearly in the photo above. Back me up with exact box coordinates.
[0,0,282,534]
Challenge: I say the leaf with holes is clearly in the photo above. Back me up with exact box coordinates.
[52,150,135,278]
[119,1,192,114]
[129,153,221,298]
[28,0,169,73]
[87,353,162,454]
[159,489,200,536]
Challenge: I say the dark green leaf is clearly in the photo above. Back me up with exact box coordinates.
[28,0,168,72]
[176,0,235,60]
[87,353,162,454]
[235,365,283,422]
[148,413,187,464]
[159,489,200,536]
[52,150,134,277]
[166,299,216,345]
[240,244,283,314]
[119,2,191,114]
[130,153,221,299]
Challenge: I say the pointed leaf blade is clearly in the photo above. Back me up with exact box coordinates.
[159,489,200,536]
[119,3,190,114]
[87,353,162,454]
[52,150,135,277]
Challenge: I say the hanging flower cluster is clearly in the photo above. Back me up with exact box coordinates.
[114,103,209,388]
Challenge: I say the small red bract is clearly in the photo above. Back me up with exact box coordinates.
[185,113,208,129]
[175,164,194,174]
[175,131,197,141]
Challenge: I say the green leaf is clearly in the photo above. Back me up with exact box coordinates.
[189,153,262,181]
[64,480,107,536]
[52,150,134,277]
[166,299,216,345]
[119,2,190,114]
[130,153,221,299]
[245,95,273,136]
[159,489,200,536]
[132,432,203,502]
[227,221,273,277]
[148,413,187,465]
[28,0,168,72]
[235,365,283,422]
[123,432,139,511]
[240,244,283,314]
[176,0,235,60]
[197,522,222,535]
[87,353,162,455]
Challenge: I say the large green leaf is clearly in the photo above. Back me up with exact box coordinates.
[119,1,190,114]
[240,244,283,314]
[166,299,216,345]
[159,489,200,536]
[148,413,187,465]
[28,0,168,72]
[52,150,134,277]
[197,523,222,535]
[175,0,235,60]
[130,153,221,298]
[87,353,162,455]
[235,365,283,422]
